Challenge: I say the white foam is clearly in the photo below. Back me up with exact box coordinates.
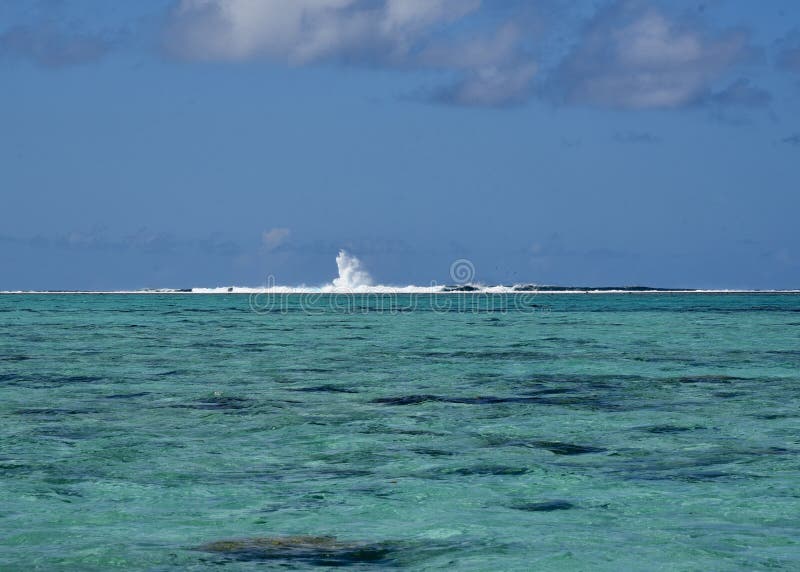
[331,250,373,289]
[2,251,799,294]
[3,288,799,294]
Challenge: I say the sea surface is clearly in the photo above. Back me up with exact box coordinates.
[1,293,799,570]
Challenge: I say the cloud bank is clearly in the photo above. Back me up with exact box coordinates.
[262,227,290,251]
[164,0,536,107]
[549,0,753,109]
[164,0,765,110]
[166,0,479,64]
[2,0,776,111]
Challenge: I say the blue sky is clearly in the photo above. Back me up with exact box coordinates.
[1,0,799,289]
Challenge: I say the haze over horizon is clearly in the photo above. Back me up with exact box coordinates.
[2,0,800,290]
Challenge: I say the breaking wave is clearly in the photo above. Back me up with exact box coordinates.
[332,250,373,289]
[2,250,797,294]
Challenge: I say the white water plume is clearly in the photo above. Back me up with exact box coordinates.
[331,250,374,290]
[6,251,770,294]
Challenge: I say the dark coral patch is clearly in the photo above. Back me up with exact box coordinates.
[197,535,394,565]
[510,500,575,512]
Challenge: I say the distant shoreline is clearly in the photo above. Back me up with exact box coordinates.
[2,289,799,295]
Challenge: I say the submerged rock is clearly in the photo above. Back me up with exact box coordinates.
[510,500,575,512]
[642,424,700,434]
[0,355,29,361]
[196,535,394,565]
[290,384,359,394]
[526,441,606,455]
[672,375,744,384]
[448,465,529,476]
[372,394,442,405]
[171,394,254,411]
[487,437,605,455]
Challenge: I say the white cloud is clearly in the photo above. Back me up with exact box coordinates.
[423,24,537,106]
[165,0,539,107]
[167,0,480,64]
[551,0,752,109]
[707,78,771,108]
[262,227,290,251]
[166,0,762,111]
[436,62,537,107]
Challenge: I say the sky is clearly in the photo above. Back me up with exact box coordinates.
[1,0,799,290]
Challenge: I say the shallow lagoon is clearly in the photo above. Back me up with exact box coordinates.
[1,294,799,570]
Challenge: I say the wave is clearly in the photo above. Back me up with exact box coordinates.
[2,251,799,294]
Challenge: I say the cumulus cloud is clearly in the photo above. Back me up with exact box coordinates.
[549,0,753,109]
[165,0,480,64]
[0,23,111,68]
[706,78,771,108]
[436,64,537,107]
[262,227,290,251]
[163,0,770,111]
[424,24,537,107]
[165,0,535,107]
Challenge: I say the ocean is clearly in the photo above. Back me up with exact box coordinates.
[1,293,799,570]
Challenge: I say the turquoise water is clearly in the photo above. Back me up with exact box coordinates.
[1,293,799,570]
